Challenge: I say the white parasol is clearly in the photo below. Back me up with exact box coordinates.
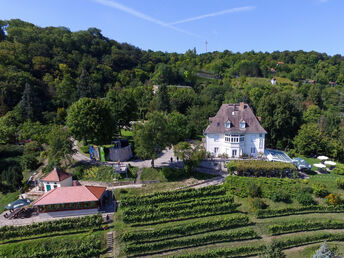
[324,161,336,166]
[317,156,329,161]
[314,163,326,168]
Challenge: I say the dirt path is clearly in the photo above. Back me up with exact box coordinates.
[135,168,143,184]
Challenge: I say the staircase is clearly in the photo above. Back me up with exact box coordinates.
[107,232,113,255]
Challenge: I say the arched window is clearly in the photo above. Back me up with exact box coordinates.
[225,121,231,128]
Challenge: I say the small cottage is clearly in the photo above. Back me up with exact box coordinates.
[41,168,73,192]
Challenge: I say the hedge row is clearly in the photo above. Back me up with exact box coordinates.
[172,244,265,258]
[123,196,234,216]
[123,202,241,225]
[0,214,103,240]
[121,214,249,242]
[269,219,344,235]
[124,228,258,255]
[274,232,344,250]
[256,205,344,218]
[224,176,305,199]
[0,234,102,258]
[226,160,296,177]
[121,185,225,207]
[18,241,101,258]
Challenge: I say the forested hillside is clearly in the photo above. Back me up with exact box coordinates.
[0,19,343,161]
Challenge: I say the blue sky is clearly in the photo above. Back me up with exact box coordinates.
[0,0,343,55]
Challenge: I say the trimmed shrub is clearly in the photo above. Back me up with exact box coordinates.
[312,183,329,198]
[296,193,316,206]
[332,164,344,175]
[270,190,291,203]
[250,198,268,210]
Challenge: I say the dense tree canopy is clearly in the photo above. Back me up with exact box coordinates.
[0,19,343,162]
[66,98,116,145]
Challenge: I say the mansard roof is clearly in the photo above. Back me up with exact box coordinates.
[204,102,267,134]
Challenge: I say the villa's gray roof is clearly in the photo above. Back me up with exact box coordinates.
[204,103,267,134]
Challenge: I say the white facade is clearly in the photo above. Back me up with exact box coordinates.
[43,176,73,192]
[205,133,265,158]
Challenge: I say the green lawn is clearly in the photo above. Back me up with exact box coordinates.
[0,191,19,214]
[140,167,168,182]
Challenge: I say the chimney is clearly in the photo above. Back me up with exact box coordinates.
[257,116,262,122]
[239,102,245,111]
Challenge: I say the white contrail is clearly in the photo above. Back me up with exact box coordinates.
[93,0,201,38]
[169,6,255,25]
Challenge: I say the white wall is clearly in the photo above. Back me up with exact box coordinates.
[43,177,73,192]
[205,133,265,158]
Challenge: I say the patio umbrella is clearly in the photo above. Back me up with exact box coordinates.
[314,163,326,168]
[317,156,329,161]
[324,161,336,166]
[5,199,32,210]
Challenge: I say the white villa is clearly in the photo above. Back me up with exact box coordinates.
[204,102,267,158]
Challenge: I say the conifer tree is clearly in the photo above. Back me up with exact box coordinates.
[313,242,334,258]
[77,69,93,98]
[157,84,170,112]
[20,83,41,121]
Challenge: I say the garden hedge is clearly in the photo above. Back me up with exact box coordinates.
[121,214,249,242]
[226,160,296,177]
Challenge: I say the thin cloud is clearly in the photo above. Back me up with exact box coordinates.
[169,6,255,25]
[93,0,200,37]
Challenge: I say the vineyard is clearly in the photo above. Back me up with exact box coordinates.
[114,181,344,257]
[0,214,109,257]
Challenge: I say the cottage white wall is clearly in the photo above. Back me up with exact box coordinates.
[43,177,73,192]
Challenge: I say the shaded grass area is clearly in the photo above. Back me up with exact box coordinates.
[309,174,343,194]
[140,167,217,182]
[0,191,18,214]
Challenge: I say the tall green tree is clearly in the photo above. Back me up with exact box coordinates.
[106,88,137,133]
[293,123,327,156]
[47,126,75,165]
[174,141,205,174]
[157,84,170,112]
[257,90,303,149]
[66,98,116,145]
[133,111,171,160]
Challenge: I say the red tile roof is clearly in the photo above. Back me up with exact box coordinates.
[33,186,106,206]
[85,186,106,199]
[41,168,72,182]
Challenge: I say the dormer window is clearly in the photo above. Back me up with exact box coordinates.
[240,120,246,129]
[225,121,231,129]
